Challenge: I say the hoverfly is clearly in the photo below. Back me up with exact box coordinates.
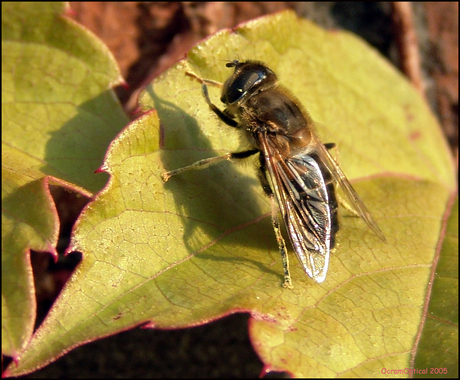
[162,60,385,288]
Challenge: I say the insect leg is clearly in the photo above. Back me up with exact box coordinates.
[258,161,293,289]
[162,153,231,182]
[162,149,259,182]
[186,71,238,127]
[272,196,293,289]
[185,71,222,88]
[201,84,239,127]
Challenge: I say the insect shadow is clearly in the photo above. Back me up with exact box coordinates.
[147,85,282,277]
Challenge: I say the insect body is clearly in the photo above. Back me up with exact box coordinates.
[162,60,385,288]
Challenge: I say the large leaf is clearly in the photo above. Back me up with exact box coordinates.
[2,1,127,360]
[5,10,457,377]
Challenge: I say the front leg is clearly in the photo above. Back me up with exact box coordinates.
[201,84,239,128]
[186,70,239,128]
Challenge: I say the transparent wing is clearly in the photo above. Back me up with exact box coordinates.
[259,135,335,283]
[312,135,386,241]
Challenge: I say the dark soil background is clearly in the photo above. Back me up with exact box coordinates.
[23,2,457,378]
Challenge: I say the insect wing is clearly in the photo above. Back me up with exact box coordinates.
[259,135,334,283]
[313,136,386,241]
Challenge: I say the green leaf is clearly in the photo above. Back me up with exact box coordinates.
[413,198,458,378]
[5,10,457,377]
[2,2,127,192]
[2,1,127,359]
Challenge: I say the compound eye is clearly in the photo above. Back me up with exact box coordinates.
[222,68,266,105]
